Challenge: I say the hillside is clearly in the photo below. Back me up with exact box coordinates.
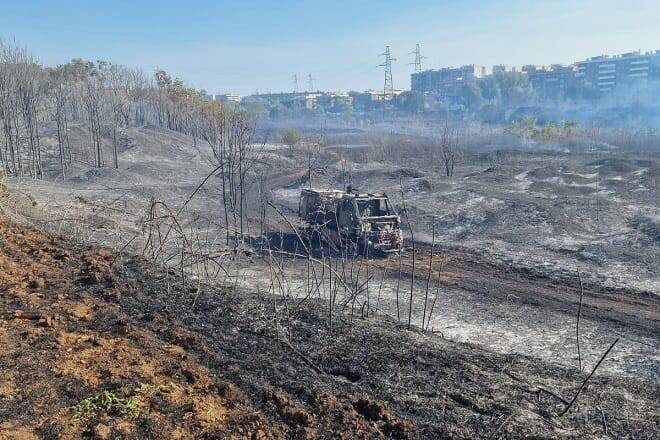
[1,216,658,439]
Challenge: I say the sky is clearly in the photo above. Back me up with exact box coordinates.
[2,0,659,95]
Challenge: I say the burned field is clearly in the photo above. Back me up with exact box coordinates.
[1,218,659,439]
[2,123,660,438]
[293,143,660,294]
[265,136,660,382]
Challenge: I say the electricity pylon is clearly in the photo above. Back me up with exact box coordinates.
[409,44,426,74]
[378,46,396,98]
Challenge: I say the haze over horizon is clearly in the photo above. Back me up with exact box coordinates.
[2,0,659,95]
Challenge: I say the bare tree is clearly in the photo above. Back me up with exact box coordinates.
[107,64,131,168]
[399,177,416,330]
[202,101,257,247]
[439,123,461,177]
[49,67,74,178]
[0,41,23,176]
[282,128,301,149]
[15,48,46,178]
[82,61,105,168]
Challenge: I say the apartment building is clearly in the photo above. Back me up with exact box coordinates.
[411,65,492,99]
[575,50,660,92]
[523,64,578,101]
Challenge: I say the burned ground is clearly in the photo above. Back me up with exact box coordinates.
[0,219,418,439]
[3,125,659,379]
[2,123,659,438]
[1,219,659,439]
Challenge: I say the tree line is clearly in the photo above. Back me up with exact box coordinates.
[0,39,261,251]
[0,39,253,182]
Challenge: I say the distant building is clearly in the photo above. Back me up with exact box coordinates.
[251,92,319,110]
[492,65,520,74]
[411,65,492,100]
[247,91,359,112]
[523,64,578,101]
[213,94,242,103]
[315,92,353,109]
[350,89,404,111]
[575,50,660,92]
[408,49,660,107]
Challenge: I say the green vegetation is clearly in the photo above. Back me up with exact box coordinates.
[73,382,173,420]
[507,116,578,141]
[74,391,141,420]
[282,128,302,147]
[454,71,536,114]
[394,91,425,113]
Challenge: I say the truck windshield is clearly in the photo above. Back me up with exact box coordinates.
[356,198,390,217]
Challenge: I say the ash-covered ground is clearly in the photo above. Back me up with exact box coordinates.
[4,123,659,385]
[276,144,660,294]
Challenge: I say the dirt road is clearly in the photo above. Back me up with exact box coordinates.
[238,233,659,383]
[370,242,659,382]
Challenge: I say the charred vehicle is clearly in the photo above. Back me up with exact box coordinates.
[299,187,402,253]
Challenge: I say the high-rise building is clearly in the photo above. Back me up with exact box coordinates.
[523,64,578,101]
[411,65,492,99]
[575,50,660,92]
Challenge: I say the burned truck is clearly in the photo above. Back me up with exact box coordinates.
[298,187,402,253]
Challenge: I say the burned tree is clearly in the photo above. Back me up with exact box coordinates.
[439,124,461,177]
[107,64,131,169]
[82,61,106,168]
[0,41,22,176]
[202,101,257,246]
[15,51,46,178]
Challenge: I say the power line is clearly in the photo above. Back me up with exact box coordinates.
[378,46,396,98]
[307,74,315,92]
[409,43,426,74]
[292,74,299,93]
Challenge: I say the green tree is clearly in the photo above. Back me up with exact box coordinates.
[394,91,425,113]
[241,97,267,120]
[479,76,500,102]
[479,103,504,123]
[565,79,601,101]
[282,128,302,147]
[329,98,352,114]
[269,103,290,119]
[459,83,483,110]
[493,71,534,106]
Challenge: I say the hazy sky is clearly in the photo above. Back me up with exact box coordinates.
[2,0,659,95]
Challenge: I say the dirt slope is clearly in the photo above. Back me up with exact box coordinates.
[0,220,409,439]
[0,218,658,439]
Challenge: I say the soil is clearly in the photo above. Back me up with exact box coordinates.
[0,219,410,439]
[1,218,659,439]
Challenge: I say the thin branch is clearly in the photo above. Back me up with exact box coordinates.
[559,337,619,417]
[576,269,584,372]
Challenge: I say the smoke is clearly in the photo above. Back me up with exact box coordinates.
[545,80,660,129]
